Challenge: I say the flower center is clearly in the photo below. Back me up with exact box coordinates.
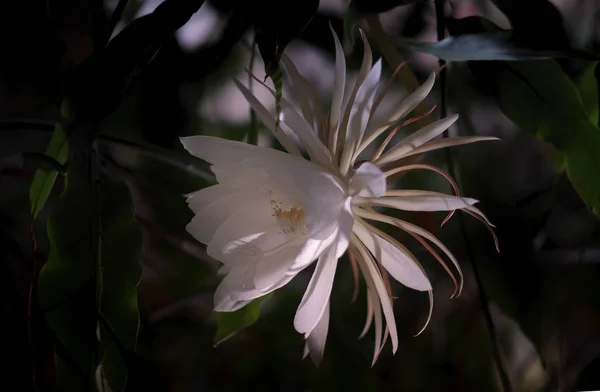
[271,201,307,237]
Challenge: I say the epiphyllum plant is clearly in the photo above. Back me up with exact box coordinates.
[181,29,498,365]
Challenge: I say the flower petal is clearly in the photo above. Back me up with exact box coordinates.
[186,184,237,214]
[358,191,478,211]
[294,244,338,334]
[280,108,333,170]
[335,30,373,157]
[349,162,386,198]
[328,24,346,151]
[357,72,436,157]
[305,299,330,366]
[340,59,382,174]
[375,114,459,166]
[186,189,254,245]
[353,221,431,291]
[400,136,500,158]
[233,80,303,156]
[352,235,399,357]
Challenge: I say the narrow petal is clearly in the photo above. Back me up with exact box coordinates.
[359,287,375,338]
[281,55,315,128]
[357,72,436,157]
[328,24,346,150]
[305,300,330,366]
[233,80,303,156]
[332,197,353,258]
[375,114,459,166]
[280,108,333,170]
[353,221,431,291]
[294,245,338,334]
[349,162,386,198]
[340,59,382,175]
[352,235,399,358]
[400,136,500,159]
[357,191,478,212]
[356,208,463,294]
[335,30,373,158]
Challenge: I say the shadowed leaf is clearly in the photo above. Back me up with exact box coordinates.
[214,295,272,346]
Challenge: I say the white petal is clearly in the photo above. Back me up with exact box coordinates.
[340,59,382,174]
[294,245,338,334]
[353,222,431,291]
[332,197,353,258]
[206,199,275,263]
[400,136,500,158]
[305,300,330,366]
[181,135,292,166]
[233,80,303,156]
[352,235,399,356]
[375,114,459,166]
[360,191,478,212]
[357,72,436,157]
[335,30,373,157]
[186,190,253,245]
[281,55,315,128]
[328,24,346,150]
[359,287,374,338]
[214,265,257,311]
[280,108,333,170]
[186,184,237,214]
[349,162,386,198]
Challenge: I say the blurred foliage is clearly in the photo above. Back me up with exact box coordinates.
[1,0,600,391]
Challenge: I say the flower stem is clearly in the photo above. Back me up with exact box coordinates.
[434,1,513,391]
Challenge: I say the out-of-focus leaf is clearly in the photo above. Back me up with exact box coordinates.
[399,32,597,62]
[214,295,271,346]
[38,157,142,391]
[490,0,571,50]
[29,123,69,219]
[97,180,142,392]
[71,0,206,124]
[254,0,319,78]
[576,62,599,125]
[349,0,423,14]
[471,59,600,216]
[38,155,97,391]
[344,0,422,48]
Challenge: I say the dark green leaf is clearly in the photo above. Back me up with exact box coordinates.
[470,59,600,216]
[490,0,570,50]
[39,157,142,391]
[214,295,271,346]
[254,0,319,78]
[38,153,98,391]
[29,123,69,219]
[97,180,143,392]
[576,62,599,125]
[71,0,207,123]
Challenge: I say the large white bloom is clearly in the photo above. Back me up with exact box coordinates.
[181,29,498,365]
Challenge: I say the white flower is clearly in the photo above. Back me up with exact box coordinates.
[181,28,498,365]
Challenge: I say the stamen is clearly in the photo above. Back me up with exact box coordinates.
[371,105,437,161]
